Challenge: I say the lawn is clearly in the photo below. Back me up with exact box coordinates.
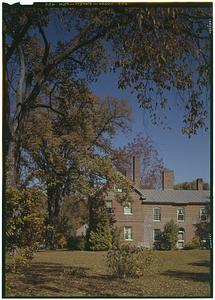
[5,249,211,297]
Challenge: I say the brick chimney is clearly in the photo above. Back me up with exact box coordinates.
[132,155,141,187]
[196,178,203,190]
[162,170,174,190]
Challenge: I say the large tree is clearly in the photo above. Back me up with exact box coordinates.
[21,81,131,247]
[3,4,211,186]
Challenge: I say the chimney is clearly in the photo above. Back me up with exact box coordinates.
[123,169,129,179]
[132,155,141,187]
[162,170,174,190]
[196,178,203,190]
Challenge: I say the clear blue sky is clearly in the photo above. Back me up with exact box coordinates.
[91,73,210,185]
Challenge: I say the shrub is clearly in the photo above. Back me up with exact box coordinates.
[194,222,210,249]
[160,220,179,250]
[88,208,112,251]
[6,187,45,272]
[67,236,86,250]
[6,247,35,272]
[184,236,200,250]
[107,244,154,278]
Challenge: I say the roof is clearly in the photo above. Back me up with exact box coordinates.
[76,224,88,237]
[140,189,210,204]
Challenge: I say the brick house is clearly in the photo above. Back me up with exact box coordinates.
[105,156,210,249]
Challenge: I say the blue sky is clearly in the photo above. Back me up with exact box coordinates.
[91,73,210,184]
[44,11,210,185]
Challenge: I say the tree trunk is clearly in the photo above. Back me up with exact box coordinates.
[6,134,19,187]
[3,69,20,188]
[46,187,64,249]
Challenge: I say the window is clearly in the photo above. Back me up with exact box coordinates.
[105,200,113,213]
[153,207,161,221]
[177,208,185,222]
[177,228,185,249]
[124,202,132,215]
[124,226,133,240]
[153,229,161,241]
[200,208,207,222]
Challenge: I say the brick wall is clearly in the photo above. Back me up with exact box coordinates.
[142,203,206,248]
[107,191,208,248]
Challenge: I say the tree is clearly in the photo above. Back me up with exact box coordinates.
[174,180,209,190]
[115,133,165,189]
[194,203,210,249]
[194,222,210,249]
[161,220,179,250]
[88,207,112,251]
[21,83,130,247]
[3,4,211,186]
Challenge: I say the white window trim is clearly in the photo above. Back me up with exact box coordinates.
[200,207,207,222]
[177,229,185,249]
[177,208,185,222]
[123,202,133,215]
[124,226,133,241]
[153,207,161,222]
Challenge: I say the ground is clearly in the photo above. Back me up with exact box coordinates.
[5,249,211,297]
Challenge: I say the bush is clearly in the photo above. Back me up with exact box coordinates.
[161,220,179,250]
[6,247,35,272]
[194,222,210,249]
[6,187,45,272]
[107,244,154,278]
[67,236,86,250]
[184,236,200,250]
[88,208,112,251]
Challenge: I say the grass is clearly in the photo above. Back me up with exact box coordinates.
[5,249,211,297]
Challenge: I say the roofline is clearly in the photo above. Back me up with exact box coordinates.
[141,201,209,205]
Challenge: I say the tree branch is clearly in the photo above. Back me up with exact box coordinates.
[16,45,25,111]
[38,25,50,65]
[6,16,31,62]
[30,103,64,116]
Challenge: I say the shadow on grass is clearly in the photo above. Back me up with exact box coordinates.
[16,262,142,296]
[188,260,210,268]
[25,261,116,280]
[161,270,210,282]
[9,262,138,297]
[21,262,91,285]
